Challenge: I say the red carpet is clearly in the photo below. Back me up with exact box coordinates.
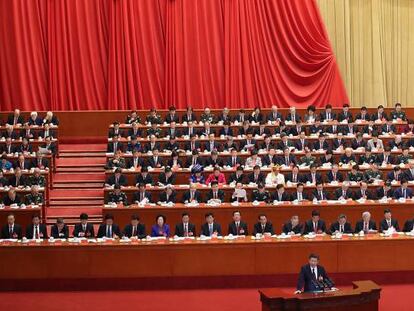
[0,285,411,311]
[59,144,107,152]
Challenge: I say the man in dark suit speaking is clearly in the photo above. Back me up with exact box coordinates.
[295,254,334,293]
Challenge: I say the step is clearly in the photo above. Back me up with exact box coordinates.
[53,175,105,182]
[49,200,104,206]
[46,206,103,215]
[56,167,105,173]
[56,157,106,165]
[59,144,107,152]
[59,152,107,158]
[52,183,103,189]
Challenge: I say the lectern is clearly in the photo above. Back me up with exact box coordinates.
[259,280,381,311]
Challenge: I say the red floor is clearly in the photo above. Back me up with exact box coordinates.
[0,285,411,311]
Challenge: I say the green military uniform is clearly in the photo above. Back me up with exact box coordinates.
[397,154,412,164]
[348,171,364,182]
[359,154,377,165]
[107,157,126,169]
[390,110,406,121]
[25,193,44,205]
[29,175,46,187]
[252,190,271,203]
[108,191,128,205]
[146,127,162,138]
[146,114,162,124]
[200,113,216,124]
[364,169,382,183]
[300,155,316,166]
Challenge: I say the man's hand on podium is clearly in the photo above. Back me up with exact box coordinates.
[294,290,302,294]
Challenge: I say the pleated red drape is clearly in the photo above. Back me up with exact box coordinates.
[0,0,348,111]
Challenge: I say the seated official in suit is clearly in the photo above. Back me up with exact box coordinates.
[125,111,141,124]
[157,185,176,204]
[334,182,353,200]
[354,211,377,233]
[151,214,170,237]
[126,136,142,154]
[7,109,24,126]
[228,211,248,236]
[303,210,326,234]
[228,166,245,185]
[379,209,400,232]
[291,183,309,202]
[107,185,128,205]
[147,149,164,168]
[157,166,176,186]
[353,181,374,200]
[108,122,123,138]
[394,179,413,199]
[183,183,202,204]
[200,213,222,237]
[1,213,22,239]
[167,151,183,169]
[26,214,48,239]
[376,181,394,199]
[206,181,225,203]
[97,214,121,238]
[282,215,303,235]
[135,166,153,185]
[174,213,196,237]
[107,135,124,153]
[403,217,414,232]
[247,165,266,185]
[8,168,27,187]
[73,213,95,238]
[272,184,291,202]
[123,214,146,239]
[50,218,69,239]
[3,189,22,207]
[295,254,332,293]
[312,182,330,201]
[253,214,274,236]
[286,165,303,184]
[231,182,248,202]
[105,168,127,187]
[329,214,353,234]
[133,183,152,204]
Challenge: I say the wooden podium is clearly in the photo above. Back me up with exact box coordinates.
[259,280,381,311]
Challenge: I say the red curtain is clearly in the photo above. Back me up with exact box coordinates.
[0,0,348,111]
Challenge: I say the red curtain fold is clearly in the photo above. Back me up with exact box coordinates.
[0,0,348,111]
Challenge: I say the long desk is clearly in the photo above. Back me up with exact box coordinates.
[102,201,414,234]
[105,164,403,186]
[1,235,414,282]
[104,183,411,204]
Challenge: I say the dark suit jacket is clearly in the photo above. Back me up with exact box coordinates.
[25,224,48,239]
[329,222,353,234]
[126,157,145,169]
[158,173,176,185]
[272,191,291,202]
[200,223,222,236]
[253,222,274,235]
[8,175,28,187]
[136,173,153,185]
[147,156,163,168]
[219,127,234,137]
[174,223,196,237]
[261,155,278,166]
[205,189,225,202]
[394,187,413,199]
[97,224,122,238]
[132,191,152,203]
[226,156,244,167]
[352,189,375,200]
[123,223,146,238]
[379,219,400,232]
[354,220,377,233]
[3,195,22,206]
[403,219,414,232]
[158,191,176,203]
[183,190,202,203]
[291,192,310,201]
[304,173,323,184]
[247,172,265,184]
[303,220,326,234]
[334,189,353,200]
[376,187,394,199]
[326,171,344,183]
[228,221,248,235]
[107,142,124,153]
[50,224,69,239]
[106,175,128,187]
[311,190,330,201]
[282,222,303,234]
[1,223,22,239]
[297,264,329,292]
[73,223,95,238]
